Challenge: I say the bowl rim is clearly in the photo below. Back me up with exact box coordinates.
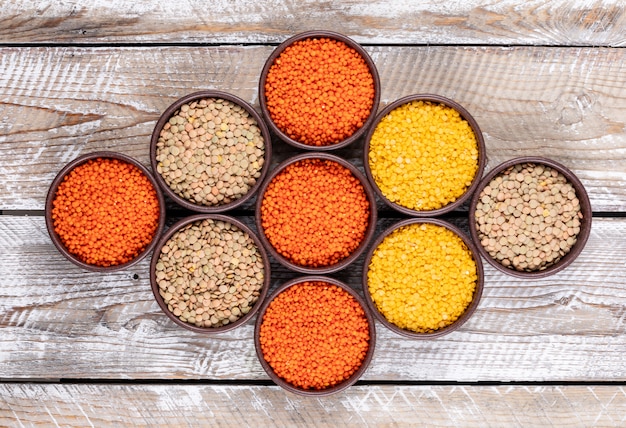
[149,90,273,213]
[254,152,378,274]
[253,275,377,396]
[258,30,381,151]
[363,93,487,217]
[45,151,166,272]
[149,213,271,334]
[468,156,592,278]
[362,217,485,339]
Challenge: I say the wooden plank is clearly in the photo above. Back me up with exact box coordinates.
[1,215,625,382]
[1,46,625,211]
[2,383,626,427]
[1,1,626,46]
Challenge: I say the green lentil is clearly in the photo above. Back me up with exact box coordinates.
[155,98,265,207]
[156,219,264,328]
[367,223,478,333]
[368,101,479,211]
[475,163,583,272]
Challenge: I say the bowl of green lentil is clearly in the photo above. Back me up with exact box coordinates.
[254,275,376,396]
[149,213,270,333]
[255,152,377,274]
[45,151,166,272]
[364,94,486,217]
[363,218,484,339]
[150,90,271,212]
[259,30,381,150]
[469,156,592,278]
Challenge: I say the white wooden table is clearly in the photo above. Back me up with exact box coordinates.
[1,1,626,426]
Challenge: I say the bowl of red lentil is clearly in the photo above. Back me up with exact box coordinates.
[259,30,381,150]
[255,152,377,274]
[363,218,484,339]
[469,156,592,278]
[254,275,376,396]
[150,90,272,212]
[45,151,166,272]
[364,94,486,217]
[149,213,271,333]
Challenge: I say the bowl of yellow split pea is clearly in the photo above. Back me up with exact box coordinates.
[362,218,484,338]
[363,94,486,216]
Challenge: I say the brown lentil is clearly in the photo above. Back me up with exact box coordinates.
[367,223,477,333]
[156,218,264,327]
[155,98,265,206]
[474,163,583,272]
[368,101,479,211]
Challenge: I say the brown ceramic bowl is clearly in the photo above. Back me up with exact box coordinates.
[45,151,166,272]
[149,213,271,334]
[259,30,381,151]
[468,156,592,278]
[150,90,272,212]
[255,152,378,274]
[363,218,484,339]
[363,94,486,217]
[254,275,376,396]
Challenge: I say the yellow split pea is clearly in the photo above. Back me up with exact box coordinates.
[367,223,477,333]
[368,101,479,211]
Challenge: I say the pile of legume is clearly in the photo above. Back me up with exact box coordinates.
[51,158,160,267]
[264,37,375,146]
[260,158,370,268]
[155,218,264,328]
[155,97,265,206]
[259,281,370,390]
[474,163,583,272]
[368,100,479,211]
[367,223,477,333]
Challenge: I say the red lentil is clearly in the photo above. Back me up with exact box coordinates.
[264,37,375,146]
[51,158,160,267]
[259,281,370,390]
[260,159,370,267]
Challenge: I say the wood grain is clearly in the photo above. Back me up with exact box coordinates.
[2,384,626,427]
[1,1,625,46]
[1,46,625,212]
[2,0,625,422]
[1,216,625,382]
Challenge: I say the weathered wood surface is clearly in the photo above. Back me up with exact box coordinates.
[2,1,626,47]
[1,216,625,382]
[2,0,626,424]
[3,384,626,427]
[1,45,625,211]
